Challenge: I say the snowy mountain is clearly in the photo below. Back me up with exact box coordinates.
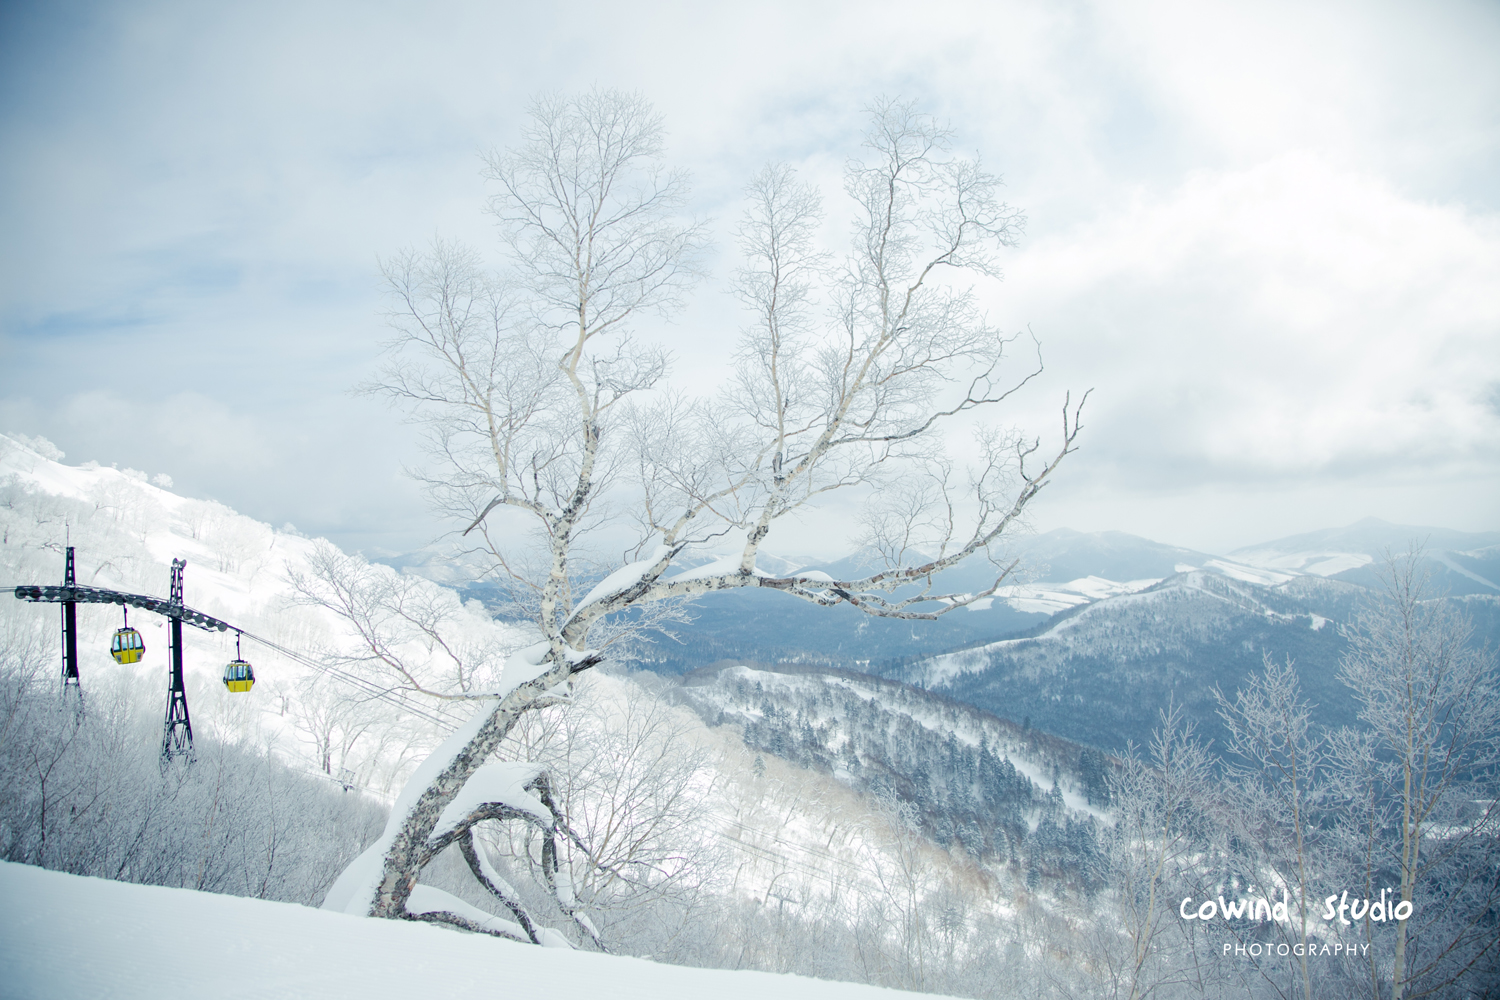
[0,431,520,793]
[620,530,1221,672]
[594,518,1500,757]
[1230,516,1500,596]
[14,422,1486,765]
[933,528,1218,589]
[887,562,1499,754]
[619,522,1495,676]
[8,431,1498,998]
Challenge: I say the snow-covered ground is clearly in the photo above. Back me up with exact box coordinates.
[0,861,954,1000]
[1227,547,1372,577]
[990,556,1298,615]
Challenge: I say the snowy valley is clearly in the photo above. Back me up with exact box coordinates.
[3,432,1497,999]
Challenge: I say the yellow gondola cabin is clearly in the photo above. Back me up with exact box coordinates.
[110,607,145,664]
[223,659,254,693]
[110,628,145,663]
[223,632,254,692]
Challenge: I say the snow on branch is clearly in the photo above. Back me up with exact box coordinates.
[406,884,534,943]
[427,761,549,847]
[459,830,544,944]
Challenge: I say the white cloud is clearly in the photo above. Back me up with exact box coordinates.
[1,0,1495,553]
[999,152,1500,488]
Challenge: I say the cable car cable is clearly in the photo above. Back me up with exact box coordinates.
[231,626,464,731]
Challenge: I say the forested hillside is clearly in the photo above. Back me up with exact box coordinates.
[673,664,1110,887]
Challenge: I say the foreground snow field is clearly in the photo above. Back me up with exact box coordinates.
[0,862,958,1000]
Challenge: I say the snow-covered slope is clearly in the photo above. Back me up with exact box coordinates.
[671,661,1113,888]
[0,861,951,1000]
[0,431,527,792]
[678,664,1107,820]
[1,431,1044,984]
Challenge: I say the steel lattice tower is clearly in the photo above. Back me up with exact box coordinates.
[161,559,194,761]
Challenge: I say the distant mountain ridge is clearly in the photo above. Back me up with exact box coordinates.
[389,520,1499,676]
[884,570,1368,753]
[362,506,1500,758]
[638,521,1500,756]
[1230,517,1500,596]
[647,521,1497,671]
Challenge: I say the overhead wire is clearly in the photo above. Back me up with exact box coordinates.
[233,626,467,731]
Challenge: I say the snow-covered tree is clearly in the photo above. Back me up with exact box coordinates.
[324,90,1085,939]
[1215,655,1326,1000]
[1102,705,1221,1000]
[1334,550,1500,1000]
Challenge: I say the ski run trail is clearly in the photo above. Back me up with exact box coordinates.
[0,861,956,1000]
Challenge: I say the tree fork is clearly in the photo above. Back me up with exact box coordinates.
[368,652,601,919]
[460,829,541,944]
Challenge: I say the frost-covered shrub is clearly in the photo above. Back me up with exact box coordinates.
[0,621,385,905]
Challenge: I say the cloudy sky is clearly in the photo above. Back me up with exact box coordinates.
[2,0,1496,559]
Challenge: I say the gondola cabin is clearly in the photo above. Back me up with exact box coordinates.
[110,627,145,664]
[223,660,254,693]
